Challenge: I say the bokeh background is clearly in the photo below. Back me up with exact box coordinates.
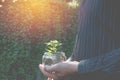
[0,0,82,80]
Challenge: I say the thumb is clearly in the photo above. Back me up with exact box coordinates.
[45,65,57,72]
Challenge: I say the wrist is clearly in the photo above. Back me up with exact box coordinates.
[72,61,79,73]
[67,61,79,73]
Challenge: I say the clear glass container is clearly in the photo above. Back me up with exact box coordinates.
[42,52,66,65]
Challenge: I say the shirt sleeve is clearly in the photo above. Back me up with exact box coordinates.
[78,48,120,74]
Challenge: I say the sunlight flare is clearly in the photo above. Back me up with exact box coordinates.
[67,0,79,8]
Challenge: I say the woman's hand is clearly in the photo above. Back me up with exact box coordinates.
[39,61,79,80]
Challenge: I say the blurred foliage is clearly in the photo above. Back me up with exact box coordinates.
[0,0,82,80]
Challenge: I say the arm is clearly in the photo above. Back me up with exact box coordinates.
[78,48,120,74]
[39,48,120,79]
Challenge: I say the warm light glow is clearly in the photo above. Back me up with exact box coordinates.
[27,0,55,23]
[2,0,5,2]
[67,0,79,8]
[0,5,2,8]
[1,0,79,42]
[5,0,68,32]
[7,0,66,24]
[13,0,18,3]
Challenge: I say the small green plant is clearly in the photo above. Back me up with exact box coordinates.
[45,40,62,54]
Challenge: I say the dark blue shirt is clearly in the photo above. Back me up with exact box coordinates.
[72,0,120,74]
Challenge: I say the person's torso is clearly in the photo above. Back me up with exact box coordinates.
[72,0,120,61]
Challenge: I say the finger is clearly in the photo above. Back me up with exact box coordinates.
[39,64,45,71]
[39,64,58,79]
[48,78,53,80]
[39,64,50,76]
[39,64,50,77]
[39,64,59,80]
